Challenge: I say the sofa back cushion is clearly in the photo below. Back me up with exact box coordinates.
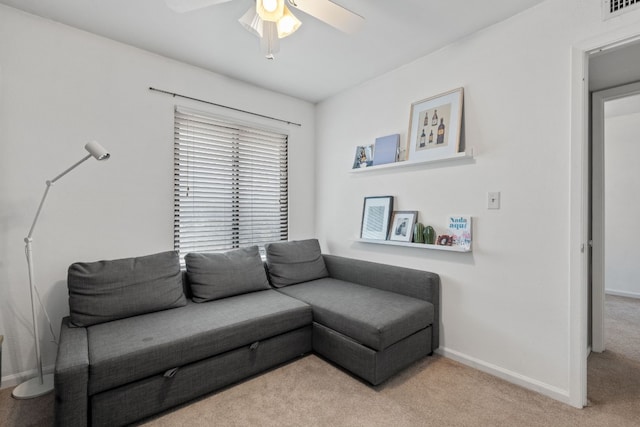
[265,239,329,287]
[185,246,270,302]
[67,251,186,327]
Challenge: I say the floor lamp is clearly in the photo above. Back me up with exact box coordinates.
[12,141,110,399]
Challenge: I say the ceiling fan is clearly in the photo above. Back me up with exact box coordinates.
[165,0,364,59]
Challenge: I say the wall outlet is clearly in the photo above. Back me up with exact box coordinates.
[488,192,501,209]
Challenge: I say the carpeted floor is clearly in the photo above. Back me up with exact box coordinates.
[1,295,639,427]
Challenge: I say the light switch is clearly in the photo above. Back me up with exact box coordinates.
[488,192,500,209]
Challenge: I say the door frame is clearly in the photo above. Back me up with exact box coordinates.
[591,82,640,353]
[570,27,640,409]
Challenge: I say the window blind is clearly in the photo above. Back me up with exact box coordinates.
[174,107,288,260]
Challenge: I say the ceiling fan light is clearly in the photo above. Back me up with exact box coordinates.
[277,6,301,38]
[263,0,278,12]
[261,20,280,59]
[256,0,284,22]
[238,7,263,38]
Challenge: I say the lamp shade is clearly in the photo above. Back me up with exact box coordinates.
[277,6,301,38]
[85,141,110,160]
[256,0,284,22]
[239,7,263,38]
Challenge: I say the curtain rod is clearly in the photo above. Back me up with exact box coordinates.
[149,87,302,127]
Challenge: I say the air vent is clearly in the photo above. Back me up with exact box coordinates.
[603,0,640,19]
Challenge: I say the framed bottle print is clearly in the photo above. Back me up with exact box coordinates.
[407,87,464,162]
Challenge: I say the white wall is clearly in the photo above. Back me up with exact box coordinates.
[316,0,640,404]
[0,5,315,386]
[605,109,640,299]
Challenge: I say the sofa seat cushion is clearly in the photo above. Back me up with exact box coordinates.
[276,278,433,352]
[86,290,312,395]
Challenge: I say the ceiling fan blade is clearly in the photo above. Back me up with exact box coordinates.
[288,0,364,34]
[165,0,234,13]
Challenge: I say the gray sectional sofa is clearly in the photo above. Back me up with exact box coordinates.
[55,239,440,426]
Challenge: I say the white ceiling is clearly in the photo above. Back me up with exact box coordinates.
[0,0,546,103]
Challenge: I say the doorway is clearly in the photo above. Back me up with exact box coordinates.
[586,40,640,411]
[589,40,640,352]
[570,28,640,409]
[591,85,640,352]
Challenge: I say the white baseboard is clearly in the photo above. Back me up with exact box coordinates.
[0,364,55,391]
[605,289,640,299]
[4,353,573,405]
[436,347,572,405]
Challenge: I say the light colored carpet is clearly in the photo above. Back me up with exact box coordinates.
[2,295,639,427]
[585,295,640,426]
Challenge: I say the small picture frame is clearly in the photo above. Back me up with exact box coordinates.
[372,134,400,166]
[360,196,394,240]
[407,87,464,162]
[388,211,418,242]
[353,144,374,169]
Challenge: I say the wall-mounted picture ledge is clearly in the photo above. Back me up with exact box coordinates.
[350,148,474,173]
[356,238,472,252]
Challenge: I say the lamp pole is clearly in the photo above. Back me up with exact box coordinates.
[12,141,110,399]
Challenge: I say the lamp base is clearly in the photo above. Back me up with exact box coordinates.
[11,373,54,399]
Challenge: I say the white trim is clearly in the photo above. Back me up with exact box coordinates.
[592,87,607,354]
[605,289,640,299]
[436,347,571,405]
[569,44,590,409]
[570,25,640,410]
[0,364,55,391]
[591,81,640,353]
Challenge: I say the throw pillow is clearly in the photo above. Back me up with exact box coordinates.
[265,239,329,288]
[67,251,186,327]
[185,246,271,302]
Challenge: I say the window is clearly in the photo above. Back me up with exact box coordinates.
[173,107,288,261]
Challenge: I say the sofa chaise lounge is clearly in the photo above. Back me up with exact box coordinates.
[55,239,440,426]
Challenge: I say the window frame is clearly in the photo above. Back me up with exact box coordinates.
[173,106,289,261]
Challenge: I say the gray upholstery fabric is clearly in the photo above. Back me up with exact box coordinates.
[54,318,89,427]
[67,251,186,327]
[86,290,312,395]
[56,249,441,426]
[313,322,430,385]
[323,254,440,351]
[265,239,329,287]
[185,246,271,302]
[90,326,311,427]
[277,278,433,351]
